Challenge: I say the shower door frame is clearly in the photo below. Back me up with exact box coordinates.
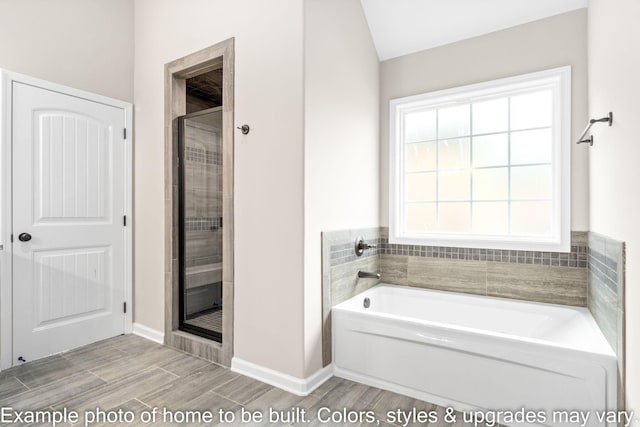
[164,38,234,366]
[178,107,224,343]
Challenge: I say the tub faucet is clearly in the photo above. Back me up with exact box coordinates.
[358,271,381,280]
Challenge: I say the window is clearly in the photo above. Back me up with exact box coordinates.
[389,67,571,251]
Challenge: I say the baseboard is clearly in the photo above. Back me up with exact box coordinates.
[231,357,332,396]
[132,323,164,344]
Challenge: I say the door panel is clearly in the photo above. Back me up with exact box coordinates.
[12,82,126,364]
[35,112,111,222]
[34,246,110,325]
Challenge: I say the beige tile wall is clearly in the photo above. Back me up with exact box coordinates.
[380,229,589,307]
[588,232,625,409]
[321,228,380,366]
[381,254,587,306]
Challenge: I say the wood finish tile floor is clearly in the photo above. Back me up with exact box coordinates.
[0,334,471,427]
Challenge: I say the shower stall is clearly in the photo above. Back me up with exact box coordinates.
[178,107,223,342]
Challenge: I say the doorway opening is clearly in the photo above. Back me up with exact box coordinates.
[0,70,133,369]
[164,39,234,365]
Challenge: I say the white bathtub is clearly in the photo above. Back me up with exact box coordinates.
[332,284,617,427]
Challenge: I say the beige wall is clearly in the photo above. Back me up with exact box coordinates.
[379,9,589,231]
[587,0,640,412]
[0,0,133,102]
[303,0,380,375]
[134,0,306,377]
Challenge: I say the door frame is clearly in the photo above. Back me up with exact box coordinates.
[164,38,234,366]
[0,69,133,369]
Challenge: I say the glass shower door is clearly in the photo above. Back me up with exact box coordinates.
[178,107,223,342]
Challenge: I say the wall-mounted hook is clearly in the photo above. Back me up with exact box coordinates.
[237,124,250,135]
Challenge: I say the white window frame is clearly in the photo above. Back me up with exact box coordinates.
[389,66,571,252]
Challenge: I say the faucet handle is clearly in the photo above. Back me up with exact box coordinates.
[355,236,376,257]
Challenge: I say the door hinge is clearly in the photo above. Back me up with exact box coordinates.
[123,302,127,313]
[123,128,127,140]
[10,234,13,243]
[123,215,127,226]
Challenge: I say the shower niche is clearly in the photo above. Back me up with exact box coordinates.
[179,106,224,342]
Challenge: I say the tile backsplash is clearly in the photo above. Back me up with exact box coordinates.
[378,227,588,306]
[588,232,625,409]
[322,228,380,365]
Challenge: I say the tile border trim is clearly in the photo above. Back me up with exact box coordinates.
[330,235,588,268]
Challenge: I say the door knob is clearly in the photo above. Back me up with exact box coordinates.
[18,233,32,242]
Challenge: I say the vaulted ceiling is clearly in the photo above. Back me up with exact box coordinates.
[360,0,588,60]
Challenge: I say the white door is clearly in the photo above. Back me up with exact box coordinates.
[12,82,127,364]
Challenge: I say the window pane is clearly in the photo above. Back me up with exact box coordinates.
[511,165,552,199]
[511,201,552,235]
[406,141,437,172]
[439,203,470,232]
[511,128,552,165]
[473,167,508,200]
[406,203,436,232]
[406,172,436,202]
[510,90,552,130]
[439,138,470,169]
[472,98,508,134]
[405,110,436,142]
[472,202,509,235]
[438,104,470,139]
[392,68,569,247]
[472,134,508,168]
[439,170,470,201]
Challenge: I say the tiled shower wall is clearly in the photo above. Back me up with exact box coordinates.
[184,120,223,268]
[588,232,625,409]
[322,227,590,366]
